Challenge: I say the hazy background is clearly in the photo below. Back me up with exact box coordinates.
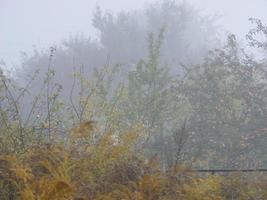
[1,0,267,172]
[1,0,267,68]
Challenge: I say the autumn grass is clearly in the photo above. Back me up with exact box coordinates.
[0,122,266,200]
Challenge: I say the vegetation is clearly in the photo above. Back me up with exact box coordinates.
[1,1,267,199]
[1,123,267,200]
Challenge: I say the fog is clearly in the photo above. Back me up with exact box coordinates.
[1,1,267,197]
[1,0,267,67]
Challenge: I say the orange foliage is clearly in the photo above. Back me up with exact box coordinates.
[0,123,267,200]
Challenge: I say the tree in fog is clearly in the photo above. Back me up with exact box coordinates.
[105,30,191,168]
[93,0,219,67]
[182,34,267,168]
[17,0,219,102]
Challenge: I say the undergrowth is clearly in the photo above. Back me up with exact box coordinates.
[0,122,266,200]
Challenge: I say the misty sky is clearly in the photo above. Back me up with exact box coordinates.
[1,0,267,68]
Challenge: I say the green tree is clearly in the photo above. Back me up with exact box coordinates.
[182,35,267,168]
[112,30,189,168]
